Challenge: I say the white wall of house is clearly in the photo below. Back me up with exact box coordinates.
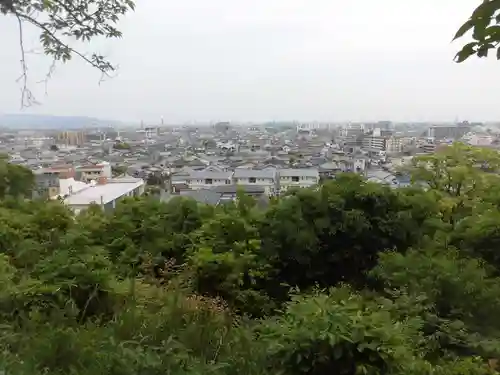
[233,176,276,195]
[187,178,231,190]
[279,172,319,192]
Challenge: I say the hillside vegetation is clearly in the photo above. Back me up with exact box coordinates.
[1,143,500,374]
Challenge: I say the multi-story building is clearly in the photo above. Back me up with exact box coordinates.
[33,165,75,198]
[185,171,233,190]
[464,134,494,146]
[233,169,277,195]
[339,124,366,150]
[385,137,403,154]
[427,124,471,140]
[75,161,112,183]
[296,123,334,132]
[56,131,86,146]
[278,169,319,193]
[419,142,437,154]
[339,123,365,137]
[362,135,386,152]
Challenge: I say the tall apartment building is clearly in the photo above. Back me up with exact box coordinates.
[296,123,333,132]
[427,124,471,140]
[362,136,386,152]
[56,131,86,146]
[385,137,403,154]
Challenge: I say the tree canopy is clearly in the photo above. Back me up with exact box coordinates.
[0,143,499,374]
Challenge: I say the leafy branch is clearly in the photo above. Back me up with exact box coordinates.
[454,0,500,62]
[1,0,135,107]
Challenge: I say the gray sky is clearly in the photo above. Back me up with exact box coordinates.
[0,0,497,123]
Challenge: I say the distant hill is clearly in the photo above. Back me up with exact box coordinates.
[0,114,123,130]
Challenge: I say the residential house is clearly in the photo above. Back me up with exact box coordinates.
[33,165,74,198]
[178,189,222,205]
[185,171,233,190]
[213,185,269,206]
[318,162,341,178]
[278,168,319,193]
[233,168,277,195]
[75,161,112,183]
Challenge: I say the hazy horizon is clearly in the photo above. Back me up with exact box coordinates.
[1,1,498,123]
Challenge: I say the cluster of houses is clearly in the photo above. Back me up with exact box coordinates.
[6,121,472,213]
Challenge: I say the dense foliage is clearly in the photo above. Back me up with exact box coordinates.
[1,143,500,374]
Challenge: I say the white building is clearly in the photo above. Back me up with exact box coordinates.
[278,169,319,193]
[296,123,333,132]
[362,136,386,152]
[385,137,403,154]
[233,169,277,195]
[340,123,365,137]
[57,177,89,198]
[63,177,145,214]
[353,158,367,172]
[465,134,494,146]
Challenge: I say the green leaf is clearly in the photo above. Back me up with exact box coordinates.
[453,20,475,40]
[455,42,477,63]
[472,17,491,40]
[485,24,500,38]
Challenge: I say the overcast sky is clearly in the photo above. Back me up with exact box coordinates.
[0,0,497,123]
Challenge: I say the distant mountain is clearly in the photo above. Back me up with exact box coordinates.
[0,114,123,130]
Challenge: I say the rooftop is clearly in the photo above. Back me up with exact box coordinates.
[212,184,265,194]
[279,168,319,177]
[64,178,144,206]
[179,189,221,205]
[188,171,233,180]
[233,168,276,179]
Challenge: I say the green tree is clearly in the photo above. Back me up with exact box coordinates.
[454,0,500,62]
[260,174,434,296]
[111,165,128,177]
[404,142,500,226]
[188,209,273,316]
[0,161,34,199]
[372,247,500,360]
[114,142,132,150]
[260,287,428,375]
[450,209,500,272]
